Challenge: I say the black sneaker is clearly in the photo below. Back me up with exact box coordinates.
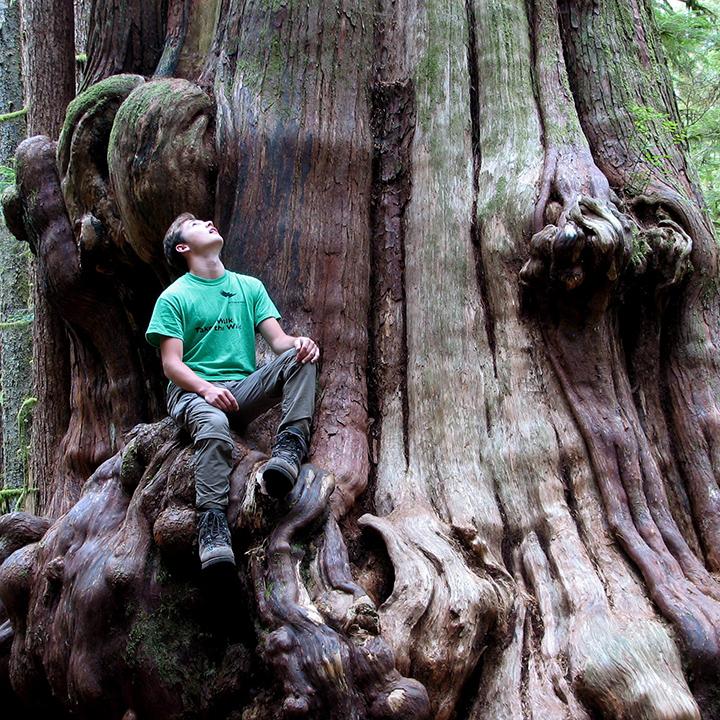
[263,430,308,498]
[197,508,236,569]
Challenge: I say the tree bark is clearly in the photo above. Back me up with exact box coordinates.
[1,0,719,718]
[18,0,77,517]
[74,0,92,88]
[80,0,167,90]
[0,0,32,506]
[21,0,75,138]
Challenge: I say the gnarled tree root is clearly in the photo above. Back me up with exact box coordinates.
[250,466,430,719]
[522,194,720,716]
[0,421,428,719]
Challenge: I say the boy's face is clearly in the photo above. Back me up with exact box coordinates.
[176,218,224,257]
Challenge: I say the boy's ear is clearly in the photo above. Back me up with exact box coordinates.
[176,243,190,254]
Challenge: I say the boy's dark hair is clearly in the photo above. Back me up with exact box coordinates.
[163,212,195,272]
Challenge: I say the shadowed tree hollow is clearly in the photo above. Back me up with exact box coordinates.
[1,0,720,718]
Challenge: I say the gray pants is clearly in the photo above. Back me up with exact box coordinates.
[167,349,316,510]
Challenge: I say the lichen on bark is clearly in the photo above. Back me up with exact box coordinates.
[1,0,720,718]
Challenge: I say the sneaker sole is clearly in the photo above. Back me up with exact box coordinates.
[263,466,295,499]
[200,548,236,570]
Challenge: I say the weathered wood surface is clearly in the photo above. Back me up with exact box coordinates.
[1,1,719,718]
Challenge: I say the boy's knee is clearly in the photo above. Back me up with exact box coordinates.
[199,411,231,441]
[279,349,317,389]
[301,360,317,380]
[290,355,317,385]
[281,348,305,372]
[285,348,315,371]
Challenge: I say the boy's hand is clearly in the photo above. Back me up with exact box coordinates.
[202,385,239,412]
[294,336,320,364]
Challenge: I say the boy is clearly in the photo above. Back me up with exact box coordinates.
[146,213,318,569]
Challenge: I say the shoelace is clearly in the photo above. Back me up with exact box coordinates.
[273,435,299,455]
[203,511,230,545]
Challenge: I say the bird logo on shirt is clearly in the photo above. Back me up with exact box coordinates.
[220,291,236,298]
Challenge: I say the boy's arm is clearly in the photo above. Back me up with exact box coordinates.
[159,337,239,412]
[257,317,320,364]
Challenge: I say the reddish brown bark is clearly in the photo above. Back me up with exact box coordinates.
[559,0,720,579]
[155,0,220,80]
[204,0,374,517]
[368,77,415,487]
[1,0,719,718]
[19,0,77,516]
[21,0,75,138]
[4,116,165,514]
[80,0,166,90]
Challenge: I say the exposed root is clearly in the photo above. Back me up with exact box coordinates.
[628,197,693,291]
[0,511,52,713]
[358,504,505,720]
[557,0,720,614]
[0,423,427,719]
[573,615,700,720]
[252,466,430,719]
[521,191,720,710]
[0,513,52,565]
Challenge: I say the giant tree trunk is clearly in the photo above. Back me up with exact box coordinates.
[1,1,719,719]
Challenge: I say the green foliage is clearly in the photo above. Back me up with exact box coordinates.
[263,579,275,600]
[655,0,720,228]
[630,227,652,268]
[0,396,37,512]
[630,105,685,172]
[16,395,36,483]
[0,164,15,194]
[0,486,37,513]
[630,104,687,172]
[0,312,32,329]
[630,104,687,144]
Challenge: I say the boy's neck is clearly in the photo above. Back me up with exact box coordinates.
[187,255,225,279]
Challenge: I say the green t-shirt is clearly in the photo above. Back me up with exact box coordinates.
[146,271,280,381]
